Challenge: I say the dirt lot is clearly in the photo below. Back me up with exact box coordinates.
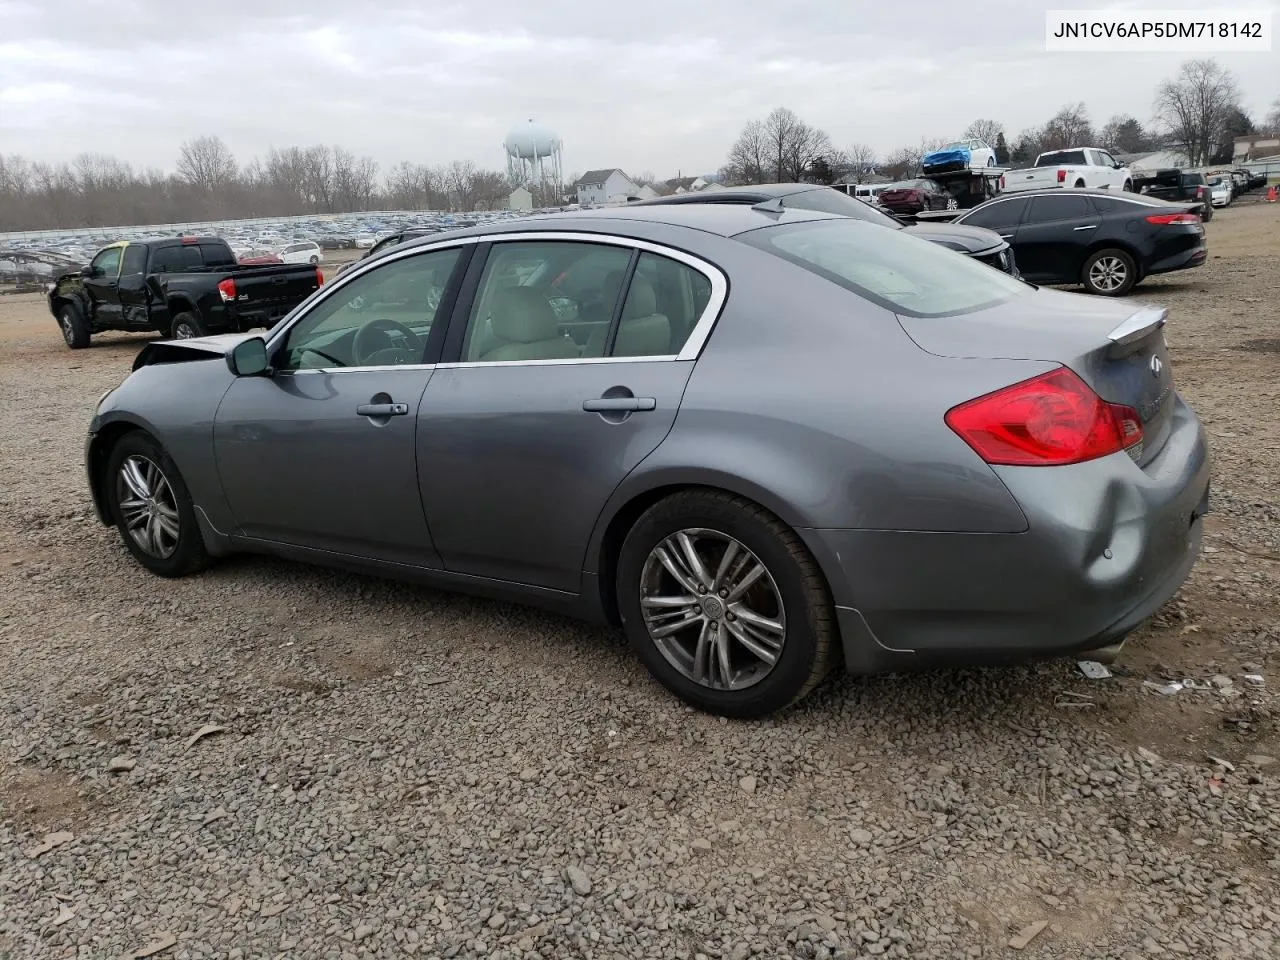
[1,207,1278,959]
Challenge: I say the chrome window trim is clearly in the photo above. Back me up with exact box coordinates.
[265,229,729,372]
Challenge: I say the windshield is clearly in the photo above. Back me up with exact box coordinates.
[1035,150,1087,166]
[739,218,1029,319]
[780,189,903,229]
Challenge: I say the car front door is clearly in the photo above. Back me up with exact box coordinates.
[212,243,469,567]
[116,244,151,328]
[1012,194,1102,282]
[418,235,724,592]
[84,245,124,326]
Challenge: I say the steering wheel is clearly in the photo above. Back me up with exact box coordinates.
[352,318,422,366]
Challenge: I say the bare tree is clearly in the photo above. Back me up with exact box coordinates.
[1154,58,1242,166]
[176,136,237,191]
[844,143,878,177]
[1099,115,1155,154]
[1039,103,1095,152]
[1266,97,1280,134]
[963,119,1004,146]
[723,119,768,184]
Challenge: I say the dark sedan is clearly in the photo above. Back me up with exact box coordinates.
[954,189,1206,296]
[636,184,1018,276]
[877,179,956,215]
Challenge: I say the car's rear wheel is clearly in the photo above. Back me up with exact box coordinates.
[616,490,835,718]
[105,432,210,578]
[1082,248,1137,296]
[987,156,996,167]
[170,312,206,339]
[59,304,90,349]
[309,255,320,264]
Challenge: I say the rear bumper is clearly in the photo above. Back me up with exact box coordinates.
[803,395,1210,674]
[1147,244,1207,276]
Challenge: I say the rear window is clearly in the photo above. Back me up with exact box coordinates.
[199,242,235,267]
[1035,150,1087,167]
[739,218,1029,319]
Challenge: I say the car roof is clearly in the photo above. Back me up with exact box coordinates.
[400,203,843,246]
[632,183,826,205]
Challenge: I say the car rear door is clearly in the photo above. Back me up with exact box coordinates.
[417,233,725,592]
[1012,194,1101,282]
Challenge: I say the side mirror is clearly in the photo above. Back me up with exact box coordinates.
[81,265,96,278]
[227,337,270,377]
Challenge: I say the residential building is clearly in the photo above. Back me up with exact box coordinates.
[1234,135,1280,163]
[506,186,533,211]
[574,169,639,206]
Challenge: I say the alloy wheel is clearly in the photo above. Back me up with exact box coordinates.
[639,528,786,691]
[115,455,181,559]
[173,321,197,339]
[59,313,75,345]
[1089,256,1128,292]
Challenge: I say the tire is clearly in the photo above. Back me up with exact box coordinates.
[58,303,90,349]
[309,255,320,265]
[1074,179,1086,189]
[1122,180,1132,192]
[104,431,210,578]
[615,490,836,718]
[987,156,996,167]
[1082,248,1137,297]
[170,311,206,340]
[945,196,959,211]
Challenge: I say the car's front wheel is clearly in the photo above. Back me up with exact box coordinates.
[105,432,210,578]
[59,304,90,349]
[616,490,835,718]
[1082,248,1137,296]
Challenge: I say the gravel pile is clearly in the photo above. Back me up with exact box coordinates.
[3,207,1279,958]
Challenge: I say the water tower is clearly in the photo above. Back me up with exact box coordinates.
[503,119,563,198]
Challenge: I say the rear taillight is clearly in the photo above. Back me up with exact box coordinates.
[1195,186,1204,199]
[217,278,236,302]
[316,266,324,287]
[945,367,1143,467]
[1056,169,1067,183]
[1145,213,1200,225]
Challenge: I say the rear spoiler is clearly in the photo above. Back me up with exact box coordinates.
[1107,305,1167,358]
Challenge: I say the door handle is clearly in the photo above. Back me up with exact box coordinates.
[356,402,409,417]
[1073,225,1098,231]
[583,397,656,413]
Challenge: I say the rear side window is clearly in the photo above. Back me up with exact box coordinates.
[740,218,1028,319]
[150,245,202,272]
[615,252,712,357]
[1036,150,1087,166]
[199,243,236,267]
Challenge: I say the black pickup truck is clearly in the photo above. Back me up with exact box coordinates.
[48,236,323,349]
[1133,170,1214,222]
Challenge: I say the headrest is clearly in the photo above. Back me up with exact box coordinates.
[489,287,559,343]
[623,276,658,318]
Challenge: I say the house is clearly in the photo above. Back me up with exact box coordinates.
[506,186,533,211]
[661,175,722,194]
[1234,134,1280,163]
[632,184,662,201]
[574,169,639,206]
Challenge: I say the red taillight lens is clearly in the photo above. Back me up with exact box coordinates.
[1056,169,1067,183]
[945,367,1143,467]
[217,278,236,302]
[316,266,324,287]
[1145,213,1200,225]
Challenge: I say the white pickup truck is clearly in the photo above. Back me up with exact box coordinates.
[1002,147,1132,194]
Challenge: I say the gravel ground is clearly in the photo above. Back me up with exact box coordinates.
[2,204,1279,960]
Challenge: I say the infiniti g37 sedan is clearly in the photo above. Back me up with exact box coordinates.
[86,205,1210,718]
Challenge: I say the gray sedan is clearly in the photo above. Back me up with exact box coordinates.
[87,205,1210,717]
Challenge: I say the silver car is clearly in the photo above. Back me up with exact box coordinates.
[87,205,1210,717]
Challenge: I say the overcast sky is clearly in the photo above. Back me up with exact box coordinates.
[0,0,1275,179]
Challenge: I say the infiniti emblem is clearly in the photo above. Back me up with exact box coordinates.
[1150,355,1163,378]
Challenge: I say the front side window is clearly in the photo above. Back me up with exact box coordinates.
[462,241,631,362]
[1027,195,1093,221]
[278,247,461,371]
[957,197,1028,229]
[739,218,1029,319]
[91,247,122,277]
